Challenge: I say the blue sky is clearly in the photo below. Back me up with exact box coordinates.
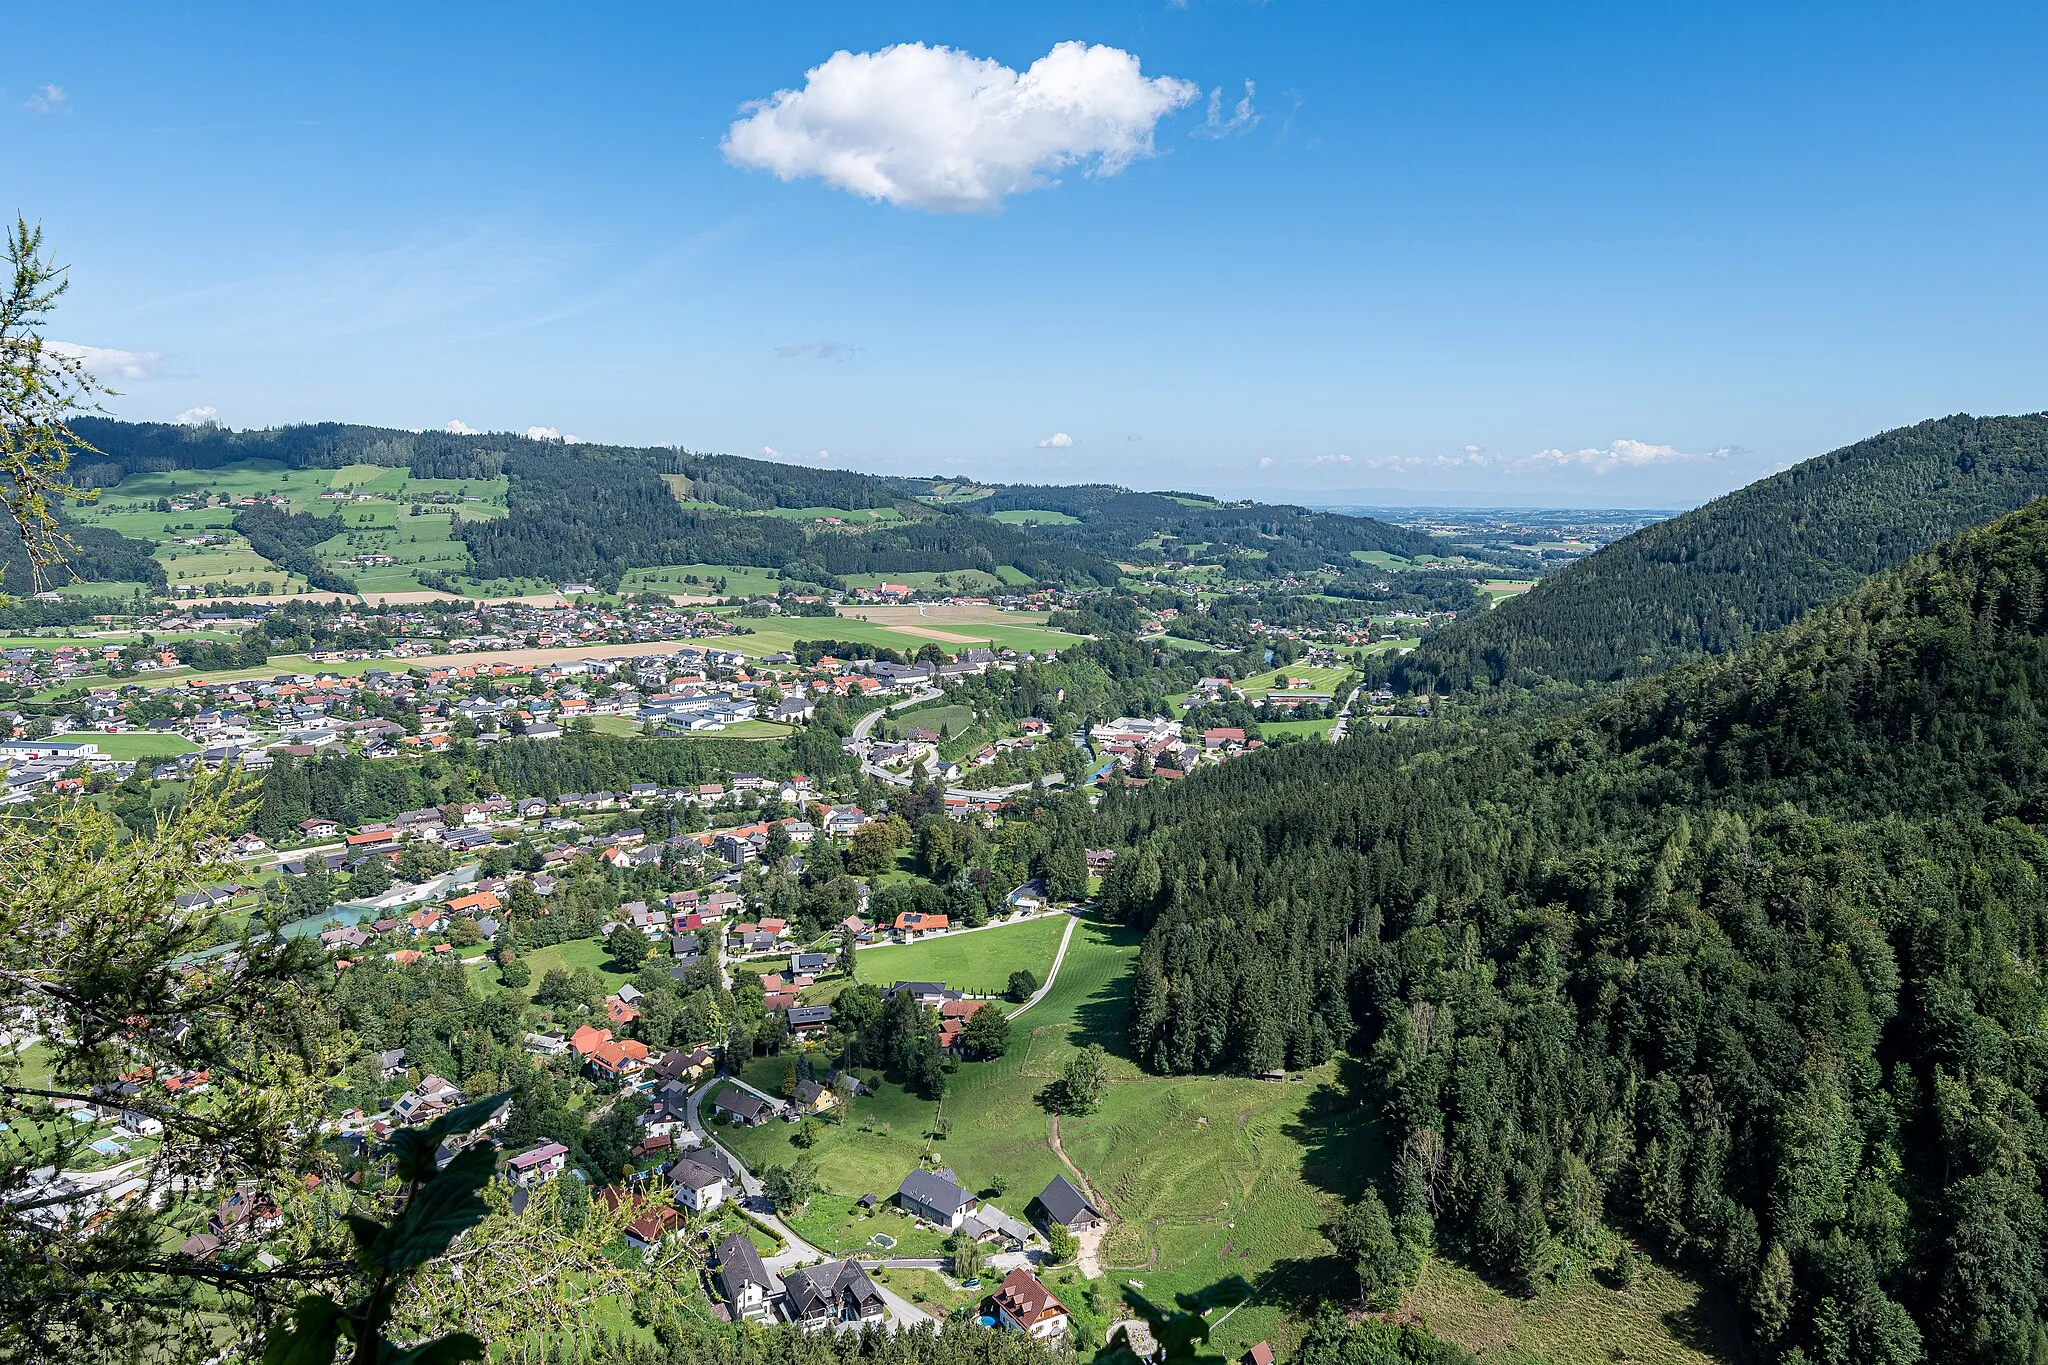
[8,2,2048,507]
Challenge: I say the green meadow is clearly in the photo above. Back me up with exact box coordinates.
[851,913,1070,996]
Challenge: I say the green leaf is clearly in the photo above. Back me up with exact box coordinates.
[381,1145,496,1272]
[343,1212,390,1270]
[380,1331,487,1365]
[423,1091,510,1143]
[262,1294,348,1365]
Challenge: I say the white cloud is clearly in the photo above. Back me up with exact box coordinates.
[524,426,560,441]
[563,434,587,445]
[1308,452,1351,466]
[1127,433,1143,442]
[444,419,481,435]
[170,406,219,427]
[1191,80,1260,139]
[724,41,1199,213]
[1257,456,1274,469]
[1527,439,1733,471]
[760,445,787,460]
[774,340,864,360]
[48,341,161,381]
[25,83,66,114]
[1357,439,1739,476]
[1037,432,1076,449]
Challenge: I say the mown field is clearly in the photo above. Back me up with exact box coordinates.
[717,612,1083,659]
[851,913,1070,996]
[618,564,787,598]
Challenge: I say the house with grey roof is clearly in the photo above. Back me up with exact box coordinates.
[1029,1174,1104,1232]
[896,1167,977,1229]
[715,1230,781,1322]
[782,1259,886,1330]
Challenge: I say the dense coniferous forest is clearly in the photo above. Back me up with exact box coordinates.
[460,443,1115,590]
[1,515,163,593]
[1388,413,2048,695]
[1099,500,2048,1362]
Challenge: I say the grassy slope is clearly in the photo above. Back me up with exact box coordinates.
[721,911,1729,1361]
[852,914,1069,995]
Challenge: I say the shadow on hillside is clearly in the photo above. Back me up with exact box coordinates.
[1257,1253,1363,1319]
[1066,919,1143,1060]
[1283,1054,1389,1200]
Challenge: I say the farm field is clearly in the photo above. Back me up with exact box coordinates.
[70,460,515,597]
[718,612,1081,659]
[1229,664,1352,700]
[852,913,1070,995]
[986,509,1081,526]
[1255,716,1339,740]
[618,564,787,598]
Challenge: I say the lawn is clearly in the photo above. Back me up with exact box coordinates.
[1256,717,1338,740]
[884,703,976,737]
[853,914,1070,996]
[61,731,201,761]
[586,715,792,742]
[513,936,638,1003]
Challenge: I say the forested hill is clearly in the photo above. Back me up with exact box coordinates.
[65,419,1115,588]
[1387,412,2048,695]
[894,478,1450,572]
[1097,499,2048,1363]
[63,419,1444,588]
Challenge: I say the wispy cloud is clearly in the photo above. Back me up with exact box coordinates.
[170,406,218,427]
[725,41,1198,213]
[1191,80,1260,139]
[1307,452,1351,466]
[444,419,481,435]
[1357,439,1741,476]
[25,83,67,115]
[1037,432,1076,449]
[773,340,864,361]
[48,341,161,381]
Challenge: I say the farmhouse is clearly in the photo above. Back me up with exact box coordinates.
[896,1167,977,1229]
[1029,1175,1104,1233]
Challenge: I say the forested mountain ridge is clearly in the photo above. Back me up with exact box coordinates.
[1098,499,2048,1363]
[62,419,1450,590]
[1388,411,2048,695]
[939,480,1451,570]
